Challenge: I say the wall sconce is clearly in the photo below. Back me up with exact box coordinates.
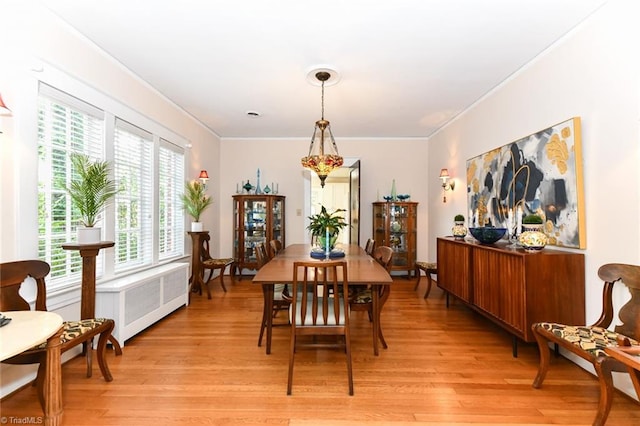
[439,168,455,203]
[198,170,209,187]
[0,93,11,116]
[0,93,11,134]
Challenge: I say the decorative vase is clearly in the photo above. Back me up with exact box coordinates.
[77,226,101,244]
[318,234,338,251]
[452,221,467,239]
[518,224,547,252]
[391,179,397,201]
[191,222,204,232]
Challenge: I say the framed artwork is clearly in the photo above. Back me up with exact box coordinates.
[466,117,586,249]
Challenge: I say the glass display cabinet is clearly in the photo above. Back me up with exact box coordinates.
[233,194,285,274]
[372,201,418,275]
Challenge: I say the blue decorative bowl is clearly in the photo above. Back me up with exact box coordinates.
[382,196,393,201]
[397,194,410,200]
[468,227,507,244]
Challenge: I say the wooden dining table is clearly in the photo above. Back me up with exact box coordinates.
[252,243,393,355]
[0,311,64,426]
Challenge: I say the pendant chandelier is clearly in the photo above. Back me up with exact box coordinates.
[301,71,343,188]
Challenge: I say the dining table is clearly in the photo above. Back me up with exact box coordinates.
[0,310,64,426]
[252,243,393,355]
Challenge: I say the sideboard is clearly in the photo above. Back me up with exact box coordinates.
[436,237,585,355]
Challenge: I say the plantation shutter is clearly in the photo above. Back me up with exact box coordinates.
[114,118,153,271]
[158,139,185,260]
[37,83,105,286]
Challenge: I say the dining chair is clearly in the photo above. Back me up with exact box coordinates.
[288,260,353,395]
[0,260,115,384]
[199,233,235,298]
[531,263,640,426]
[256,242,291,347]
[269,239,283,258]
[364,238,376,256]
[349,246,393,349]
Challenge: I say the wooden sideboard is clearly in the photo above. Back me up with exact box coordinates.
[437,237,585,354]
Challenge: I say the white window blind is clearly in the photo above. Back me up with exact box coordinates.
[158,139,185,260]
[37,83,105,286]
[114,119,153,272]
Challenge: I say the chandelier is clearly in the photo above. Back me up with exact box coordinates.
[301,71,343,188]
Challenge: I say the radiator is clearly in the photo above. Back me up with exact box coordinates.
[95,262,189,347]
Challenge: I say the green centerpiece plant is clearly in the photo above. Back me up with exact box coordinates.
[522,213,543,225]
[181,181,212,231]
[307,205,348,250]
[66,153,118,243]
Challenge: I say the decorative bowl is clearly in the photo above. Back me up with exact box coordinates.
[397,194,410,200]
[468,227,507,244]
[382,196,393,201]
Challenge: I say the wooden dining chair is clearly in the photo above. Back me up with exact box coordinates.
[288,260,353,395]
[364,238,376,256]
[269,239,283,258]
[349,246,393,349]
[0,260,115,385]
[531,263,640,426]
[199,233,234,298]
[256,242,291,347]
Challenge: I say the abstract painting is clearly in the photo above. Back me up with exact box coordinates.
[466,117,585,249]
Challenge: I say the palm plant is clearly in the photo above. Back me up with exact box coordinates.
[66,153,118,227]
[180,181,212,222]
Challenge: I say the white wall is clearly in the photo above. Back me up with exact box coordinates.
[427,0,640,394]
[219,137,428,263]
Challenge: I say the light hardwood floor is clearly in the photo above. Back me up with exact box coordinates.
[2,276,640,425]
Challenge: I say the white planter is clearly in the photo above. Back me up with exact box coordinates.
[191,222,204,232]
[77,226,101,244]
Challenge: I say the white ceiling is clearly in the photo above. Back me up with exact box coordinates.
[41,0,607,139]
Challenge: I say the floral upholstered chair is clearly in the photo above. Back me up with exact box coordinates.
[0,260,115,383]
[531,263,640,426]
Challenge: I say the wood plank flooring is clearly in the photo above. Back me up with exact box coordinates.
[2,276,640,425]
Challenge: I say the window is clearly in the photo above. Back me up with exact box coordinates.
[114,119,154,272]
[37,83,186,287]
[159,140,185,260]
[37,84,105,284]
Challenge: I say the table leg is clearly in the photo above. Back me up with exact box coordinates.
[372,288,380,356]
[43,326,63,426]
[263,283,274,355]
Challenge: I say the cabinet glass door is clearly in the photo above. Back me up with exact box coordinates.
[244,199,267,263]
[389,203,409,267]
[271,198,284,246]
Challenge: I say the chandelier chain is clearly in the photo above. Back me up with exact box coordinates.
[321,80,325,120]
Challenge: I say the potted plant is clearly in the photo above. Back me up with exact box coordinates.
[307,205,348,250]
[522,213,543,230]
[181,181,212,232]
[66,153,118,244]
[452,214,467,239]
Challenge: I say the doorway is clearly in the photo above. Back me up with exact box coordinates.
[309,158,360,245]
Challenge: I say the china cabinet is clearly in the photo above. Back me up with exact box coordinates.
[233,194,285,274]
[372,201,418,274]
